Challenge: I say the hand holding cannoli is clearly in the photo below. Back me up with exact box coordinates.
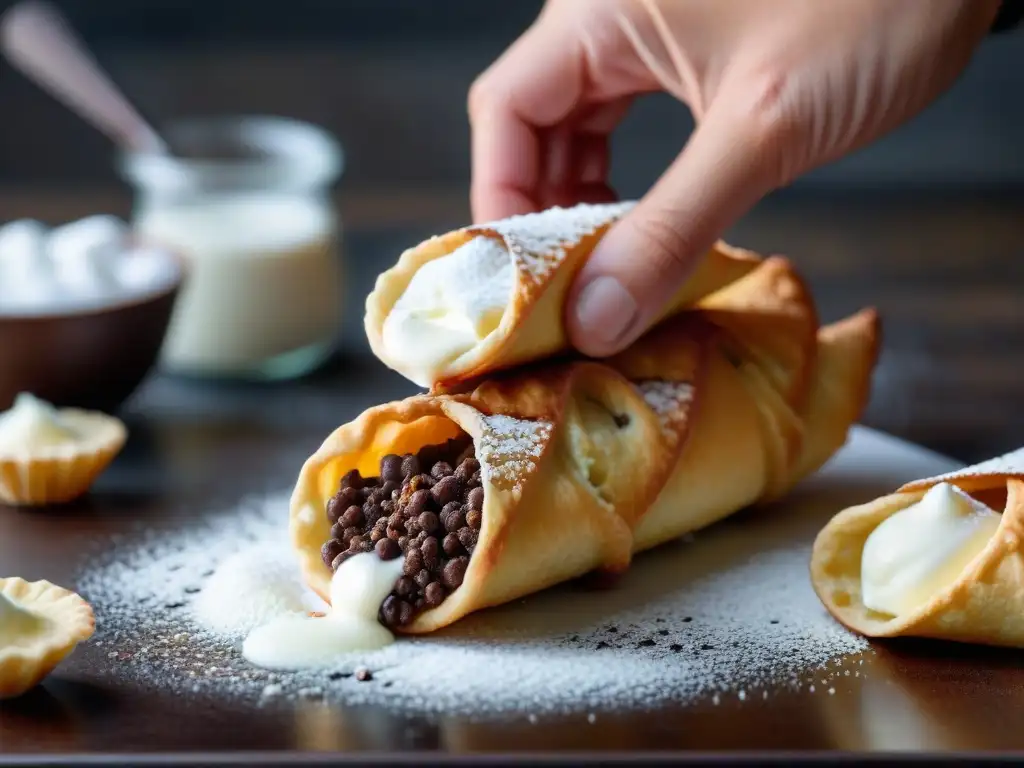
[366,202,762,390]
[811,449,1024,647]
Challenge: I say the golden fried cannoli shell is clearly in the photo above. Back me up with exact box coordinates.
[811,451,1024,647]
[290,360,673,634]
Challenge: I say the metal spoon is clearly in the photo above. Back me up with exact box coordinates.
[0,0,167,154]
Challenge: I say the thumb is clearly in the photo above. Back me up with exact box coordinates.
[566,95,786,357]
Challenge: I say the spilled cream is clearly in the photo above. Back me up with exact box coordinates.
[860,482,1001,617]
[241,552,405,670]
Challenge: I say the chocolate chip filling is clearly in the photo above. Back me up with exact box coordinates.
[320,434,483,629]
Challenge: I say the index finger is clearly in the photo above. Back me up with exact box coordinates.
[468,16,585,224]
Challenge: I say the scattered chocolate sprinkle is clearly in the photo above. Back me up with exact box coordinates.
[442,533,463,557]
[418,510,440,535]
[375,537,401,561]
[321,539,344,568]
[400,455,421,478]
[636,638,657,648]
[380,455,403,484]
[421,537,440,570]
[406,490,429,518]
[455,458,480,485]
[395,577,416,598]
[380,596,403,626]
[683,617,693,623]
[441,502,465,533]
[431,476,460,507]
[424,581,445,607]
[595,641,610,650]
[341,489,363,510]
[442,557,469,590]
[340,505,364,528]
[355,668,373,682]
[404,550,424,577]
[457,526,478,553]
[326,499,342,523]
[340,469,364,490]
[670,644,683,652]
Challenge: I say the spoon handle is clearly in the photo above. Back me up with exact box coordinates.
[0,0,167,154]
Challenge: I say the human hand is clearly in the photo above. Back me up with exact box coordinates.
[468,0,999,356]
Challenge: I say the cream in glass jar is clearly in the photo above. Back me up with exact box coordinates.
[118,116,343,379]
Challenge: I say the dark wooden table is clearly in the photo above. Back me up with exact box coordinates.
[1,187,1023,763]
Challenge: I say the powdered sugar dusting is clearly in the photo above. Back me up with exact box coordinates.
[906,446,1024,489]
[74,487,869,718]
[636,379,694,435]
[480,202,634,283]
[477,414,552,491]
[192,546,318,637]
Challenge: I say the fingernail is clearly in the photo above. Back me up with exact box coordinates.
[573,275,639,352]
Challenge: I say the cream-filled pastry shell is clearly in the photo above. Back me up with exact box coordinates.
[0,577,95,698]
[0,393,127,505]
[812,448,1024,648]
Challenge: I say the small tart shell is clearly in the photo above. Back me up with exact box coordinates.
[0,409,127,506]
[0,577,95,699]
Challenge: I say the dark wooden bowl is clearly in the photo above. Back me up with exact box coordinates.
[0,270,183,414]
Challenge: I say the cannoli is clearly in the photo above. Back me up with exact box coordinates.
[366,201,763,389]
[292,255,880,636]
[811,448,1024,647]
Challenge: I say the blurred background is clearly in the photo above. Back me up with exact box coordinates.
[0,0,1022,462]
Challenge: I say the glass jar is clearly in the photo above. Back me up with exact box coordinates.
[118,115,344,380]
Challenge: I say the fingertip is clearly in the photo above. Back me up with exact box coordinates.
[565,266,643,359]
